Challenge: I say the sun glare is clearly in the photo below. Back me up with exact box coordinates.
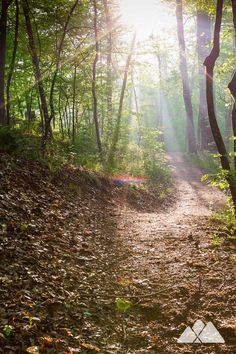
[119,0,175,39]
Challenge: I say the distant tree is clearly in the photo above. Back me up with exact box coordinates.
[108,33,136,167]
[92,0,103,159]
[6,0,19,124]
[228,0,236,168]
[49,0,80,132]
[0,0,10,125]
[103,0,113,140]
[176,0,197,153]
[197,8,213,150]
[22,0,51,148]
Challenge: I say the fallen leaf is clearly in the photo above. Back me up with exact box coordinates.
[26,346,39,354]
[81,342,101,352]
[39,335,53,344]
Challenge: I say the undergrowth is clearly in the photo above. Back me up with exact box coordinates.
[183,151,220,174]
[0,126,173,195]
[212,204,236,242]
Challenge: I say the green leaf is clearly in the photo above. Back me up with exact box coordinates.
[115,298,132,312]
[3,325,14,337]
[201,174,209,182]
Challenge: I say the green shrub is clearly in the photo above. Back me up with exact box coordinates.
[184,152,220,174]
[0,126,20,153]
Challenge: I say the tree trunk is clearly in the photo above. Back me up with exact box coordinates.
[0,0,9,125]
[156,52,165,143]
[72,65,77,144]
[225,103,232,149]
[228,0,236,169]
[157,53,163,129]
[92,0,103,159]
[108,34,136,167]
[22,0,50,148]
[6,0,19,125]
[131,70,141,145]
[103,0,113,139]
[204,0,236,211]
[58,79,64,139]
[197,9,213,150]
[176,0,197,153]
[49,0,80,126]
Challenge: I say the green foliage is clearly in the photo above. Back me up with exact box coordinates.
[184,152,220,174]
[201,168,233,191]
[3,325,14,337]
[203,168,236,237]
[115,298,132,313]
[212,233,222,247]
[0,126,41,159]
[0,126,21,153]
[141,129,172,187]
[111,127,172,191]
[213,205,236,240]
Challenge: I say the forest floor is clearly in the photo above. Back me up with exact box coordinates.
[0,153,235,353]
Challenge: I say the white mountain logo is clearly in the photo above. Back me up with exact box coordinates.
[177,320,225,344]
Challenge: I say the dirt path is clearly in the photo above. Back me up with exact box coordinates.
[97,154,235,353]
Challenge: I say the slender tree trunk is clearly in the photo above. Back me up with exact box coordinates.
[6,0,19,125]
[108,34,136,166]
[0,0,9,125]
[225,103,233,149]
[204,0,236,211]
[176,0,197,153]
[228,0,236,169]
[49,0,80,128]
[197,9,213,150]
[103,0,113,139]
[22,0,50,148]
[92,0,103,159]
[156,52,165,144]
[72,65,77,144]
[132,79,141,145]
[58,82,64,139]
[157,54,163,128]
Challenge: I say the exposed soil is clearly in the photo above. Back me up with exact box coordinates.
[0,153,235,353]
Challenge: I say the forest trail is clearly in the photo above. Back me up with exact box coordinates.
[0,154,235,353]
[100,153,235,353]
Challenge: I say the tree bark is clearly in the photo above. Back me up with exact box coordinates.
[228,0,236,169]
[132,78,141,145]
[49,0,80,126]
[0,0,9,125]
[6,0,19,125]
[197,9,213,150]
[103,0,113,139]
[72,65,77,144]
[156,52,165,143]
[225,103,233,149]
[92,0,103,159]
[22,0,50,147]
[203,0,229,169]
[204,0,236,211]
[108,34,136,166]
[176,0,197,153]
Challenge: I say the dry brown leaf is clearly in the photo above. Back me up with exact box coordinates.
[26,346,39,354]
[81,342,101,352]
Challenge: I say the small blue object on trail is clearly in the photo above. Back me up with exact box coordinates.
[112,175,146,187]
